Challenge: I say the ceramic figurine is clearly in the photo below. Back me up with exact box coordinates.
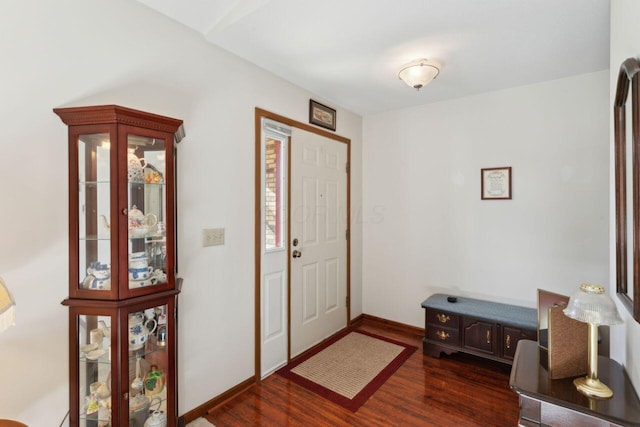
[144,410,167,427]
[144,364,165,396]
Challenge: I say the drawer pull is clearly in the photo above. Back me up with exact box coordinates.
[436,330,450,340]
[506,334,511,349]
[436,314,450,323]
[486,330,491,344]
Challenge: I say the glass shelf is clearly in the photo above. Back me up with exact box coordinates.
[79,412,111,423]
[80,236,110,241]
[79,233,165,241]
[78,342,166,364]
[128,340,167,361]
[79,180,111,185]
[80,352,111,364]
[129,181,165,187]
[129,233,166,241]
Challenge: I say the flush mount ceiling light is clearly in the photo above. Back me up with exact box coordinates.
[398,58,440,91]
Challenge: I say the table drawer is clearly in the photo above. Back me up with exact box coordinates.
[503,326,537,360]
[427,309,459,328]
[427,325,460,346]
[519,396,540,423]
[463,318,495,354]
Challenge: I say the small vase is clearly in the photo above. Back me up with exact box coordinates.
[144,410,167,427]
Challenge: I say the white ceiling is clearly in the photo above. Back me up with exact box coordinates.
[136,0,610,116]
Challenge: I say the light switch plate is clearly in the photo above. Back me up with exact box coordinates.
[203,228,225,247]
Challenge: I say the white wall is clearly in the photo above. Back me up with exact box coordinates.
[609,0,640,392]
[0,0,362,424]
[362,71,610,327]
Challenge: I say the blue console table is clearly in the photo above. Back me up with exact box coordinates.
[421,293,537,364]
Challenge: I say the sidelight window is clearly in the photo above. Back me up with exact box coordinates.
[263,120,289,251]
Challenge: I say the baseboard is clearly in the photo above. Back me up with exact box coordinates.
[358,313,424,339]
[178,376,255,425]
[350,313,365,327]
[179,314,423,422]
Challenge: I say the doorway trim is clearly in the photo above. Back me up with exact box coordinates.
[254,107,351,380]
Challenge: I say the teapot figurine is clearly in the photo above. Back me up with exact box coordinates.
[128,312,150,350]
[128,205,157,238]
[144,410,167,427]
[99,206,158,238]
[128,149,147,182]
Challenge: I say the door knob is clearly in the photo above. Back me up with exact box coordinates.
[292,250,302,258]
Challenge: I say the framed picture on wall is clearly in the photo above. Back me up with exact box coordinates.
[309,99,336,131]
[481,166,512,200]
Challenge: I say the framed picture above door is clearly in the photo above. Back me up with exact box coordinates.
[309,100,337,131]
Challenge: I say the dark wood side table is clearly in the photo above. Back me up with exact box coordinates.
[510,340,640,426]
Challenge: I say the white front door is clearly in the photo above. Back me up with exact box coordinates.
[290,127,348,357]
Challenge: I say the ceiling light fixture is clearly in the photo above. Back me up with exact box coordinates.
[398,58,440,91]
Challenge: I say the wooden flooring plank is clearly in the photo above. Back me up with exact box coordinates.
[205,318,519,426]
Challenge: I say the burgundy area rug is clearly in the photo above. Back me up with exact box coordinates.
[276,329,417,412]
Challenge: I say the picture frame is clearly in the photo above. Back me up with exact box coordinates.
[309,99,336,131]
[481,166,512,200]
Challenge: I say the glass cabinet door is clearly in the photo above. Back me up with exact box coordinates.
[127,302,172,426]
[78,313,113,427]
[126,135,168,291]
[78,133,113,294]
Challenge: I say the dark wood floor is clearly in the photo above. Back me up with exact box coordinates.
[204,318,520,426]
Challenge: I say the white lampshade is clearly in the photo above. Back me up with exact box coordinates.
[563,283,622,326]
[398,58,440,90]
[0,277,16,334]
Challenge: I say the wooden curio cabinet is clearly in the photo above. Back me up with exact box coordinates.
[56,105,185,427]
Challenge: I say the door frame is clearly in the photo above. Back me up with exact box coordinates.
[254,107,351,380]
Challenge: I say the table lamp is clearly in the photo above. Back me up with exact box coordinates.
[0,277,16,334]
[0,278,27,427]
[563,283,623,399]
